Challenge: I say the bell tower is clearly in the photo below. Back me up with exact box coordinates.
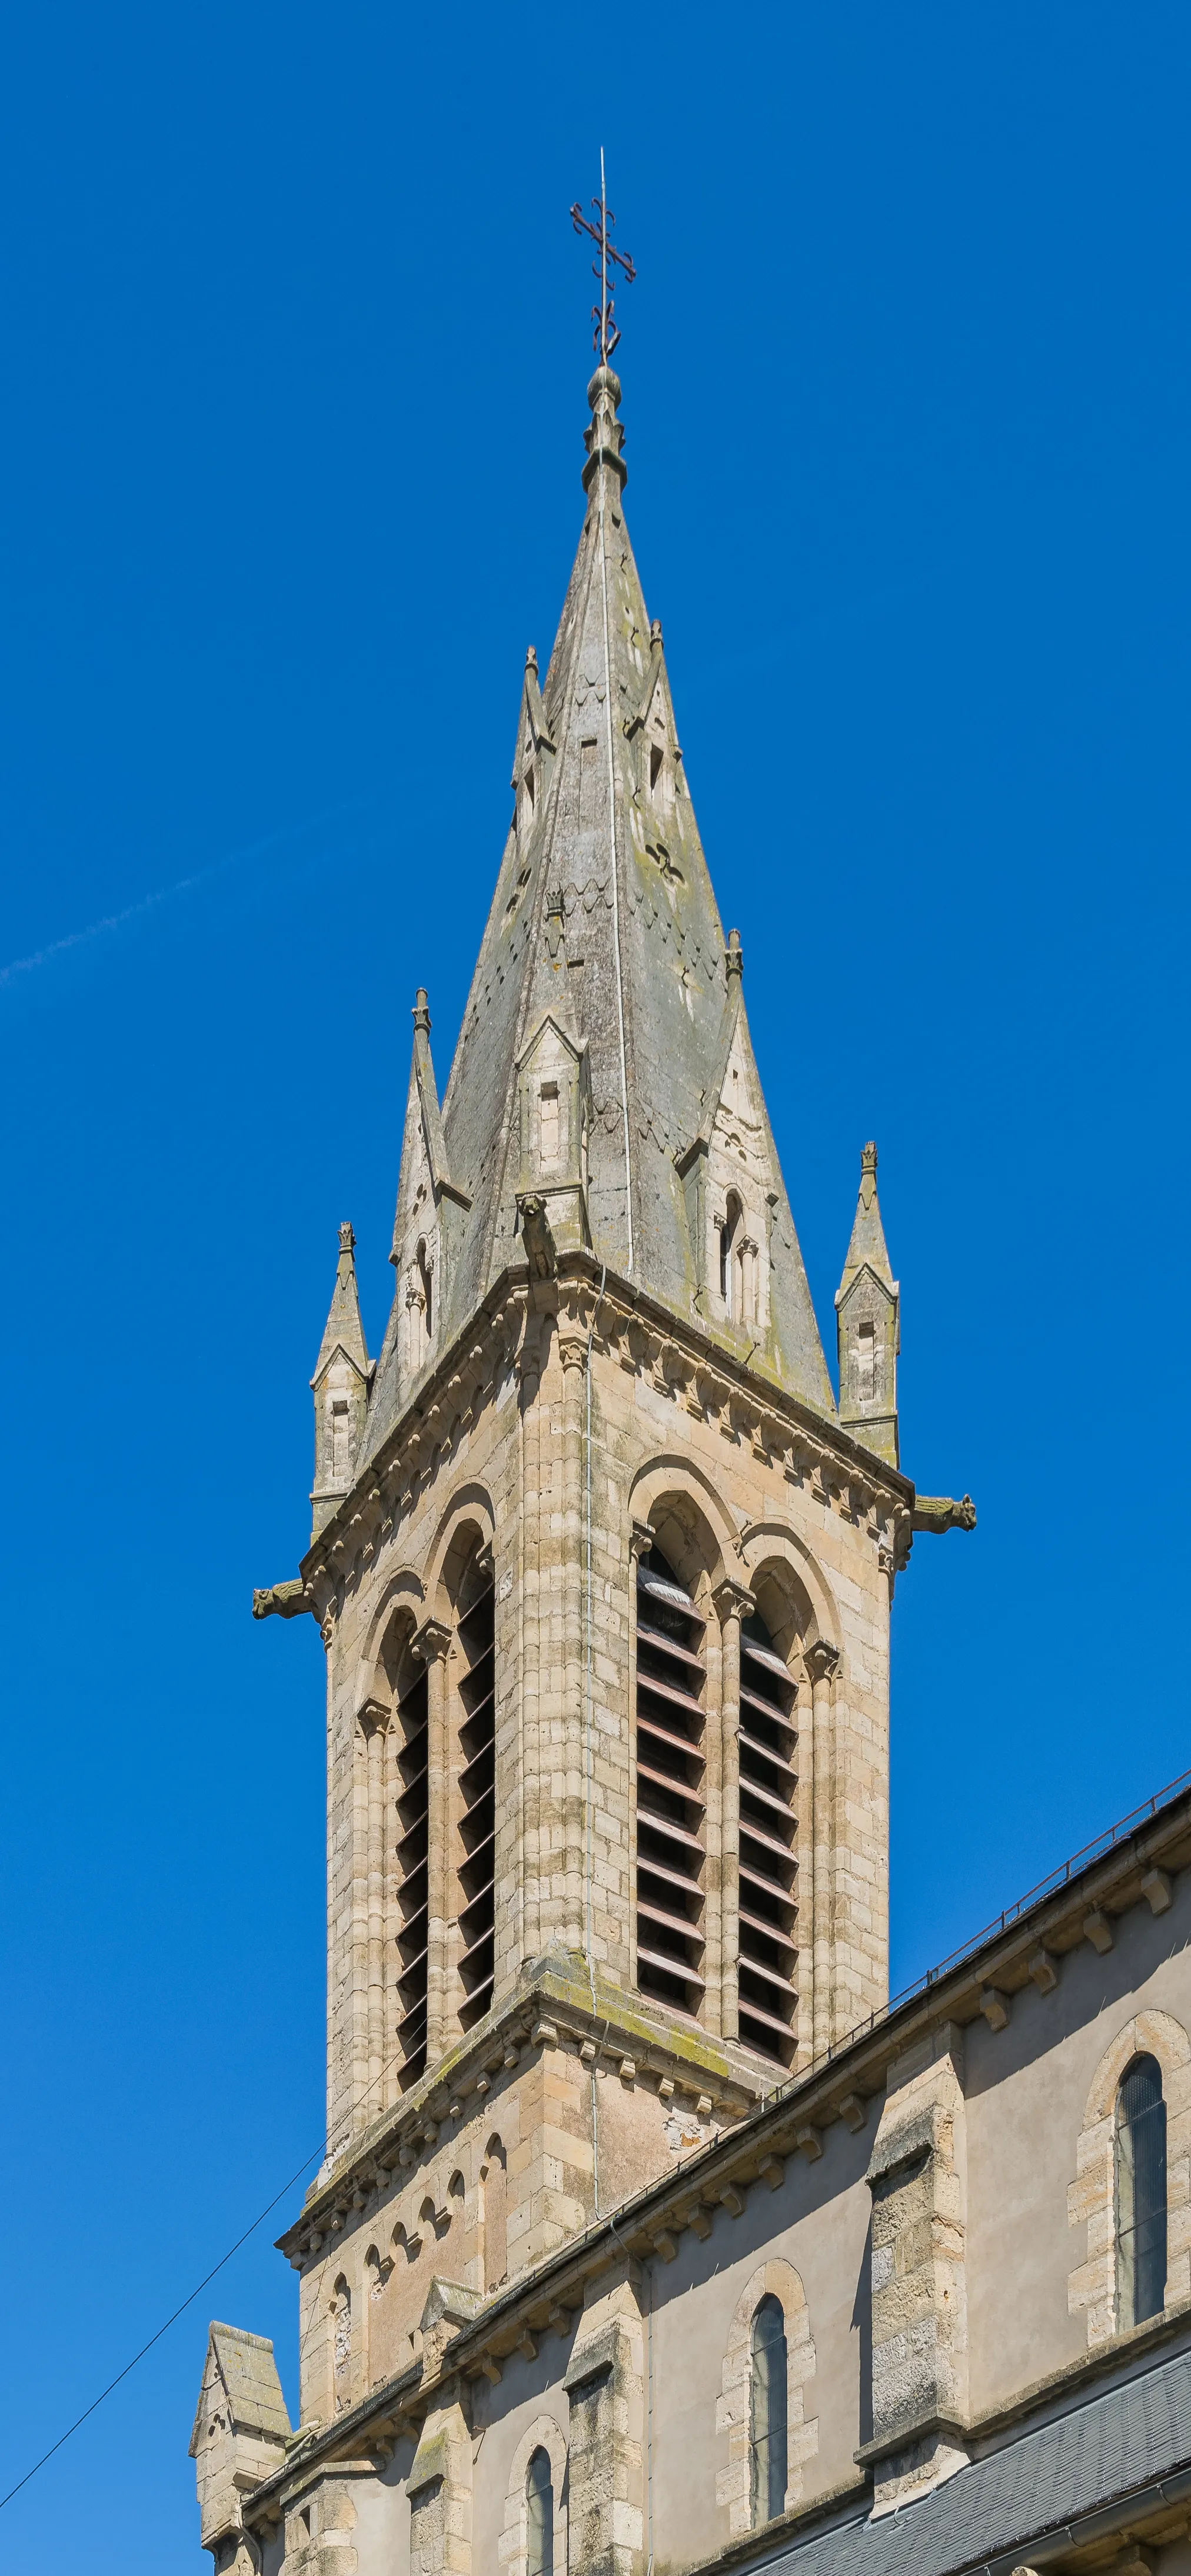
[250,354,964,2440]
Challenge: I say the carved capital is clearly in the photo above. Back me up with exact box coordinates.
[412,1616,453,1668]
[806,1638,840,1686]
[558,1330,588,1375]
[357,1697,390,1740]
[711,1577,755,1628]
[629,1518,656,1564]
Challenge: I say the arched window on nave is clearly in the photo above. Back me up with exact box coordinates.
[750,2293,787,2527]
[1116,2052,1167,2326]
[526,2445,554,2576]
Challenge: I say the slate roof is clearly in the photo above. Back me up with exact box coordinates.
[754,2347,1191,2576]
[361,363,834,1465]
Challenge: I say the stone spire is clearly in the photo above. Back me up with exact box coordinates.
[835,1142,900,1466]
[310,1222,371,1536]
[360,364,833,1463]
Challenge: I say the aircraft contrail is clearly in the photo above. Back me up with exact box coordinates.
[0,797,377,990]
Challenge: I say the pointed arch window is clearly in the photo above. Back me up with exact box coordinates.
[457,1551,497,2029]
[737,1607,799,2066]
[750,2294,788,2526]
[1116,2054,1167,2325]
[635,1548,707,2016]
[482,2134,508,2290]
[526,2447,554,2576]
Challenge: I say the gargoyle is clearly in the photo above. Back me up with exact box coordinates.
[911,1494,977,1535]
[252,1577,311,1620]
[518,1193,558,1282]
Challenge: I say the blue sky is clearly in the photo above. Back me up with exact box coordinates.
[2,5,1189,2565]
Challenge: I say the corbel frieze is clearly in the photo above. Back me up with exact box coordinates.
[300,1257,915,1616]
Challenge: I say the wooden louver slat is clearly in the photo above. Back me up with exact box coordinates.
[636,1548,706,2017]
[736,1605,799,2069]
[395,1656,430,2085]
[457,1577,497,2032]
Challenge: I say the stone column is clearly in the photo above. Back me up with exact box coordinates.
[360,1700,388,2111]
[517,1332,544,1960]
[349,1703,370,2131]
[626,1520,655,1995]
[712,1580,754,2045]
[416,1618,454,2067]
[564,2259,646,2576]
[382,1712,400,2109]
[560,1324,588,1955]
[807,1638,840,2058]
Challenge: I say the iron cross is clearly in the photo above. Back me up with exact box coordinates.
[570,150,636,363]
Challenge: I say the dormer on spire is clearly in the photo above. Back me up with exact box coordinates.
[835,1142,900,1465]
[310,1221,372,1537]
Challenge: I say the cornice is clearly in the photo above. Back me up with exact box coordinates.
[277,1956,768,2265]
[286,1248,923,1636]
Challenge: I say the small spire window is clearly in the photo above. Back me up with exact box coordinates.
[1116,2054,1167,2325]
[417,1242,433,1339]
[331,1394,350,1485]
[539,1079,561,1169]
[526,2447,554,2576]
[857,1318,876,1402]
[720,1194,743,1314]
[750,2295,788,2527]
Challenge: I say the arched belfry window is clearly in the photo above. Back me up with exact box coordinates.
[456,1545,497,2029]
[737,1606,799,2066]
[526,2447,554,2576]
[1116,2054,1167,2326]
[750,2295,788,2527]
[394,1628,430,2083]
[634,1547,707,2016]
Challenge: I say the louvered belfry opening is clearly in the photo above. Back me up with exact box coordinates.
[394,1639,430,2086]
[457,1551,497,2030]
[737,1606,799,2066]
[635,1547,707,2017]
